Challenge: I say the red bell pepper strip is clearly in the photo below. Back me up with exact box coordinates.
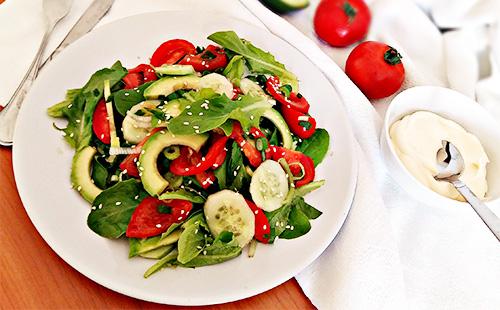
[92,99,111,144]
[271,146,315,187]
[265,76,310,113]
[245,199,271,244]
[169,135,229,176]
[179,45,228,72]
[281,106,317,140]
[150,39,196,67]
[126,197,192,238]
[232,86,242,100]
[229,122,263,168]
[123,64,158,89]
[195,170,216,189]
[119,128,163,177]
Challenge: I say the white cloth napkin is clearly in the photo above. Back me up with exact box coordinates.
[2,0,500,309]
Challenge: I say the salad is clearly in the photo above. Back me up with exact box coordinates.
[47,31,330,278]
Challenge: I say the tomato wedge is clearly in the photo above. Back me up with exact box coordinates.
[271,146,315,187]
[150,39,196,67]
[179,45,228,72]
[245,199,271,244]
[92,99,110,144]
[265,76,310,113]
[126,197,193,238]
[169,135,228,176]
[119,128,163,177]
[123,64,158,89]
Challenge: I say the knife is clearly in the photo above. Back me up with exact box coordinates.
[40,0,115,68]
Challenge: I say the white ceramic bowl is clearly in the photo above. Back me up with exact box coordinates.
[381,86,500,207]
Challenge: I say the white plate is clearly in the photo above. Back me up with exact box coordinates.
[13,11,357,305]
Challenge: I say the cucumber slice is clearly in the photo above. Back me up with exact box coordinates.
[155,64,195,76]
[250,160,289,212]
[261,109,293,149]
[122,100,161,144]
[200,73,233,98]
[261,0,309,13]
[204,190,255,247]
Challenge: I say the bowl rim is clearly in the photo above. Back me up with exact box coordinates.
[382,85,500,208]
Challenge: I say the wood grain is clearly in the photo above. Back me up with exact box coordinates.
[0,148,315,309]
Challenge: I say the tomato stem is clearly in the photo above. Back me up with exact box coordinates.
[384,47,403,65]
[343,1,357,22]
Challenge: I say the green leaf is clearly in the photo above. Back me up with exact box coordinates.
[158,189,205,204]
[296,197,322,220]
[51,61,127,150]
[180,231,241,267]
[87,179,148,238]
[214,152,228,189]
[228,141,250,192]
[219,120,234,136]
[223,55,245,86]
[265,204,292,243]
[177,220,206,264]
[208,31,298,91]
[47,89,81,118]
[279,205,311,239]
[91,158,108,189]
[268,128,279,146]
[167,93,271,135]
[294,180,325,198]
[113,81,152,116]
[144,249,178,278]
[296,128,330,167]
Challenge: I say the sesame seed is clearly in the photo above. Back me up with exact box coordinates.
[141,150,145,154]
[193,125,200,129]
[183,121,189,125]
[134,195,139,200]
[233,170,238,176]
[100,134,104,139]
[76,119,81,123]
[91,206,96,210]
[186,105,191,109]
[185,167,189,171]
[155,224,161,228]
[116,201,122,206]
[203,250,207,255]
[196,245,203,249]
[69,133,74,138]
[195,129,200,134]
[254,210,258,215]
[178,217,183,221]
[263,225,267,230]
[187,112,192,116]
[180,210,185,214]
[76,185,82,192]
[198,112,204,116]
[124,93,129,96]
[213,164,219,168]
[67,104,73,109]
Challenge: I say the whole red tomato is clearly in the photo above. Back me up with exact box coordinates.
[314,0,371,47]
[345,41,405,99]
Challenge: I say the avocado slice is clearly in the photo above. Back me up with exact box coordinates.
[155,64,195,76]
[143,75,201,100]
[261,108,294,150]
[138,130,209,196]
[71,146,103,203]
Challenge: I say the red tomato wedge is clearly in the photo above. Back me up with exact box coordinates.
[246,199,271,244]
[179,45,228,72]
[271,146,315,187]
[92,99,111,144]
[150,39,196,67]
[126,197,193,238]
[119,128,163,177]
[169,135,229,176]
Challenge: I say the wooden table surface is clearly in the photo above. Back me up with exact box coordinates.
[0,147,314,309]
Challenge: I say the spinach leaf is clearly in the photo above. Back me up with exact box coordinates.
[91,158,108,189]
[223,55,245,86]
[279,205,311,239]
[47,89,81,118]
[295,197,323,220]
[296,128,330,166]
[87,179,148,238]
[208,31,298,90]
[113,81,153,116]
[265,204,292,243]
[269,128,279,146]
[48,61,127,150]
[158,189,205,204]
[144,249,178,278]
[177,222,206,264]
[128,230,181,258]
[214,152,228,189]
[227,141,250,192]
[168,93,271,134]
[180,231,241,267]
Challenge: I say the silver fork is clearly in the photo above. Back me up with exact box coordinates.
[435,140,500,241]
[0,0,73,146]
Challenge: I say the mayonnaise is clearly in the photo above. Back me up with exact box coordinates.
[390,111,489,201]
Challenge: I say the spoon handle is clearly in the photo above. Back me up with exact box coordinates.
[453,180,500,242]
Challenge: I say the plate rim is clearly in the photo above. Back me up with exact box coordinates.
[12,10,358,306]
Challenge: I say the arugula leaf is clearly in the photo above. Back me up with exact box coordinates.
[113,81,153,116]
[47,89,81,118]
[265,204,292,243]
[180,231,241,267]
[208,31,298,90]
[279,205,311,239]
[168,94,271,135]
[87,179,148,238]
[91,158,108,189]
[223,55,245,86]
[296,128,330,166]
[48,61,127,150]
[158,189,205,204]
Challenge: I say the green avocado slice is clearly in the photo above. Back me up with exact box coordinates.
[143,75,201,99]
[71,146,102,203]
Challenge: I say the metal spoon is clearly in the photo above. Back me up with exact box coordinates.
[435,140,500,241]
[0,0,73,146]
